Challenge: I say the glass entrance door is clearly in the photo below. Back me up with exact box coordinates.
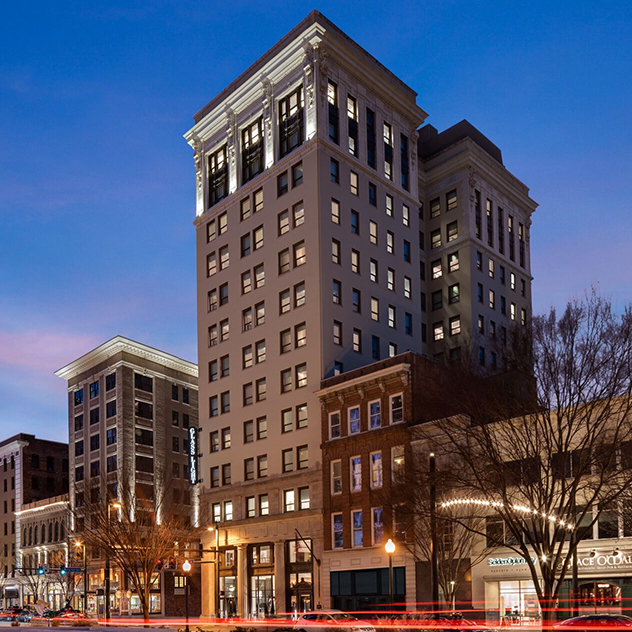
[250,575,275,618]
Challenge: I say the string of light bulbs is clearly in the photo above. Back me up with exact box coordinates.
[440,497,575,530]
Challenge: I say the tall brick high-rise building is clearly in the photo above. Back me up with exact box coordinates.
[185,11,536,616]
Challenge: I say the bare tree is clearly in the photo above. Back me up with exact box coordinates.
[386,461,492,610]
[416,291,632,630]
[75,478,200,622]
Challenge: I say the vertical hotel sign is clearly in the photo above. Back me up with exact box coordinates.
[189,427,198,484]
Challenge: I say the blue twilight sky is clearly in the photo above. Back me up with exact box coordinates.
[1,0,631,442]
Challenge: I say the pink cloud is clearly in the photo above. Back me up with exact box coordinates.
[0,329,101,374]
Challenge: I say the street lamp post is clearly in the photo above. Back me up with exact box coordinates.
[450,581,456,612]
[75,542,87,615]
[182,560,192,632]
[385,539,396,611]
[208,523,220,619]
[104,502,121,623]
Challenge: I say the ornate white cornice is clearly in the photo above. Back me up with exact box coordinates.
[55,335,198,381]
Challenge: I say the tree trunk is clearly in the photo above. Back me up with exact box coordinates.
[539,591,557,632]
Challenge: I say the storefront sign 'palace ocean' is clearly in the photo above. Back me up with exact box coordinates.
[488,551,632,572]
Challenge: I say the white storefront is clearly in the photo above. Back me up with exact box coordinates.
[472,545,632,624]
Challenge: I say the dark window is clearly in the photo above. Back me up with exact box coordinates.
[172,384,179,401]
[74,389,83,406]
[135,428,154,447]
[106,428,117,445]
[366,108,376,168]
[400,134,409,190]
[327,80,339,144]
[89,381,99,399]
[135,455,154,473]
[89,408,100,425]
[372,336,380,360]
[106,400,116,418]
[208,145,228,208]
[90,434,99,451]
[90,461,100,478]
[242,117,263,184]
[330,158,339,184]
[368,182,376,206]
[134,373,153,393]
[292,162,303,187]
[74,414,83,431]
[135,400,153,420]
[75,441,84,457]
[183,388,189,405]
[277,171,289,197]
[106,374,116,391]
[347,95,358,155]
[279,86,304,158]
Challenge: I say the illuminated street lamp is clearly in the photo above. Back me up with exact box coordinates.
[450,581,456,611]
[385,539,396,609]
[208,523,220,618]
[182,560,192,632]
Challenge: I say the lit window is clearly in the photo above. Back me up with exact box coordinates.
[295,322,306,348]
[333,513,343,549]
[388,305,396,328]
[295,363,307,388]
[350,171,358,195]
[293,241,306,267]
[352,509,363,547]
[331,460,342,494]
[281,369,292,393]
[280,289,291,314]
[284,490,295,512]
[294,282,306,307]
[332,239,341,264]
[331,199,340,224]
[350,456,362,492]
[293,202,304,227]
[352,328,361,353]
[432,259,442,279]
[373,507,384,545]
[278,210,289,235]
[370,259,378,283]
[219,245,229,270]
[351,249,360,274]
[450,315,461,336]
[386,231,394,254]
[430,198,440,218]
[433,322,444,341]
[386,194,393,217]
[387,268,395,291]
[404,276,412,299]
[369,221,378,245]
[371,452,383,488]
[448,252,459,272]
[371,297,379,321]
[391,394,403,423]
[403,204,410,226]
[333,321,342,346]
[333,280,342,305]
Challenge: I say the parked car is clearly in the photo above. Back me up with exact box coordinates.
[394,612,497,632]
[294,610,375,632]
[555,615,632,632]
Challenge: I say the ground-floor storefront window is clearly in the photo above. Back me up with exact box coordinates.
[330,567,405,612]
[220,576,237,617]
[250,575,274,617]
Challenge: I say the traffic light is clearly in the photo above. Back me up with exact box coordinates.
[60,566,66,575]
[37,566,45,575]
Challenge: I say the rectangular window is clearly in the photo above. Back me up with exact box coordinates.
[244,458,254,481]
[296,363,307,388]
[332,238,341,264]
[432,259,442,279]
[208,145,228,207]
[348,95,358,155]
[391,394,403,423]
[329,412,341,439]
[292,201,305,227]
[373,507,385,545]
[219,245,229,270]
[350,209,360,235]
[254,188,263,213]
[282,448,294,473]
[246,497,255,518]
[328,80,339,143]
[430,197,441,218]
[371,297,379,321]
[386,231,394,254]
[207,219,217,242]
[370,451,383,488]
[352,288,361,312]
[292,161,303,187]
[242,117,263,184]
[331,198,340,224]
[350,456,362,491]
[295,322,306,348]
[388,305,396,328]
[448,252,459,272]
[431,229,441,249]
[351,249,360,274]
[369,220,378,244]
[281,368,292,393]
[278,209,290,235]
[401,133,409,190]
[297,445,308,469]
[383,122,393,180]
[447,221,458,242]
[333,513,344,549]
[333,279,342,305]
[370,259,378,283]
[89,380,99,398]
[280,289,291,314]
[348,407,361,436]
[333,320,342,346]
[294,241,306,267]
[257,455,268,478]
[352,328,362,353]
[297,403,307,429]
[487,199,494,247]
[450,315,461,336]
[368,182,377,206]
[449,283,460,304]
[392,445,405,481]
[277,171,289,197]
[327,157,341,186]
[241,197,251,221]
[366,107,376,168]
[352,509,363,547]
[279,86,303,158]
[350,170,359,195]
